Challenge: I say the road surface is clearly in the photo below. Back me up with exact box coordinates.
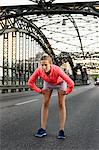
[0,85,99,150]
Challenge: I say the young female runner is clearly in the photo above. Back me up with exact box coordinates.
[28,54,74,139]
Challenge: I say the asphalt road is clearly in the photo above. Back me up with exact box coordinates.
[0,85,99,150]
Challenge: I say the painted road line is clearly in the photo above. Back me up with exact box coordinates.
[15,99,39,106]
[15,93,57,106]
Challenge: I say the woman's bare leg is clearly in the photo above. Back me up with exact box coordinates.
[58,91,67,130]
[41,90,52,129]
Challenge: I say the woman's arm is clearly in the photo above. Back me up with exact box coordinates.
[28,68,42,93]
[58,67,74,94]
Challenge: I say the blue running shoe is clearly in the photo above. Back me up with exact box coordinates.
[57,130,66,139]
[34,128,47,138]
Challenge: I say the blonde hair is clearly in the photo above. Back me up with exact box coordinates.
[40,54,52,64]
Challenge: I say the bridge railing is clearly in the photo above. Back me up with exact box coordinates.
[0,79,43,93]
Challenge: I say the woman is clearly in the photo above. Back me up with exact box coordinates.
[28,54,74,139]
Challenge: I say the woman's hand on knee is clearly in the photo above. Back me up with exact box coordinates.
[40,88,51,95]
[58,90,68,95]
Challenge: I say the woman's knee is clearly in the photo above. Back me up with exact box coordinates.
[42,92,52,108]
[42,96,51,108]
[43,101,50,108]
[58,101,65,109]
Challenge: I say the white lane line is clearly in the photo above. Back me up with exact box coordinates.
[15,93,57,106]
[15,99,39,106]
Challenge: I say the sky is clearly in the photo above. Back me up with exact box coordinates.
[34,14,99,54]
[0,0,98,6]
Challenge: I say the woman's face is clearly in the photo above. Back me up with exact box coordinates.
[40,60,51,73]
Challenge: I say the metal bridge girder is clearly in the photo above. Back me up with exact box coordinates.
[0,1,99,21]
[0,16,55,58]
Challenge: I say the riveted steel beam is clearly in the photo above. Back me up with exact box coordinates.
[0,2,99,21]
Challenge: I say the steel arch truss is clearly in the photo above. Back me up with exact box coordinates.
[0,16,55,88]
[0,17,54,55]
[0,1,99,21]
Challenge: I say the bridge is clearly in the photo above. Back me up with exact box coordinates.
[0,0,99,93]
[0,1,99,150]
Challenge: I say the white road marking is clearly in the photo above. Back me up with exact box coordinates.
[15,99,39,106]
[15,93,57,106]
